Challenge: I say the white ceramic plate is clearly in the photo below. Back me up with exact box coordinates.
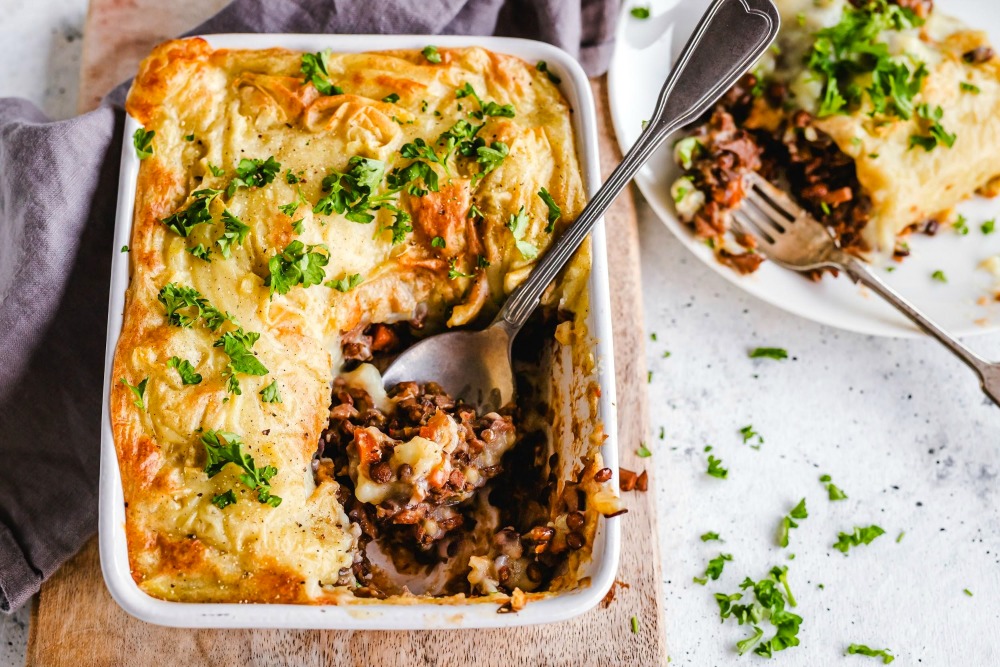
[610,0,1000,338]
[100,33,619,629]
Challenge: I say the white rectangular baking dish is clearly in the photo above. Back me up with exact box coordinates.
[99,32,620,629]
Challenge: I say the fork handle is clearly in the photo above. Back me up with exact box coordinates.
[844,257,1000,406]
[494,0,781,331]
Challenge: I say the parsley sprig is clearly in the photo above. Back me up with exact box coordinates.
[120,377,148,410]
[226,156,281,198]
[214,328,269,395]
[301,50,343,96]
[157,283,232,330]
[161,189,221,237]
[715,566,802,657]
[202,430,281,507]
[265,240,329,297]
[834,525,885,554]
[167,356,202,385]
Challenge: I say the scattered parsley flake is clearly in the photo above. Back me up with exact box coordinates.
[630,616,639,634]
[382,93,400,104]
[301,50,343,96]
[422,45,442,64]
[325,273,363,292]
[259,380,282,404]
[637,442,652,458]
[694,553,732,585]
[953,214,970,235]
[265,240,329,297]
[448,259,474,280]
[847,644,895,664]
[120,245,129,253]
[960,81,981,94]
[740,424,764,447]
[964,588,973,597]
[538,187,561,233]
[777,499,808,548]
[535,60,561,84]
[431,235,446,248]
[750,347,788,360]
[227,156,281,197]
[931,269,947,283]
[909,103,956,151]
[167,356,202,385]
[707,454,728,479]
[506,205,538,259]
[700,531,721,542]
[214,328,269,395]
[211,490,237,509]
[133,127,154,160]
[120,377,148,410]
[161,188,220,237]
[217,209,250,259]
[208,162,225,177]
[982,218,995,235]
[202,430,281,507]
[157,283,231,330]
[630,6,650,19]
[834,525,886,554]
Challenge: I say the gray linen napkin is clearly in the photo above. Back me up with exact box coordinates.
[0,0,618,613]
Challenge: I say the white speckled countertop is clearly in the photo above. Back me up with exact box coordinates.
[2,1,999,665]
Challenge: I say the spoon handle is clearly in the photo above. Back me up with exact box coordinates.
[495,0,781,331]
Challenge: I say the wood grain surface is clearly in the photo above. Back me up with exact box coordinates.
[30,4,666,664]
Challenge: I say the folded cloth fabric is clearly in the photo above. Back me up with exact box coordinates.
[0,0,618,613]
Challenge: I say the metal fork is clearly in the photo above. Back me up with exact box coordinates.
[734,171,1000,407]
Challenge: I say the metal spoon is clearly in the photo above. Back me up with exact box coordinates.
[382,0,781,411]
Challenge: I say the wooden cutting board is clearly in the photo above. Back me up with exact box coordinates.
[26,3,666,665]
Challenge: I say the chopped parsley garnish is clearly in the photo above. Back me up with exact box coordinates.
[740,424,763,448]
[983,218,996,235]
[161,188,220,237]
[120,377,148,410]
[896,531,905,543]
[382,205,413,244]
[715,566,802,657]
[285,169,301,184]
[931,269,947,283]
[909,103,956,151]
[431,236,446,248]
[167,356,203,385]
[121,245,129,253]
[265,240,329,297]
[214,328,269,395]
[278,189,306,217]
[325,273,363,292]
[422,45,442,64]
[693,553,732,585]
[227,156,281,197]
[474,141,510,183]
[960,81,981,94]
[630,6,650,19]
[455,82,517,121]
[964,588,973,597]
[506,206,538,259]
[820,474,848,501]
[637,442,652,458]
[777,499,808,548]
[184,133,195,142]
[259,380,282,404]
[401,137,451,175]
[706,454,728,479]
[630,615,639,634]
[953,214,970,235]
[315,156,390,222]
[187,244,212,262]
[847,644,895,664]
[538,187,561,233]
[211,490,236,509]
[133,127,154,160]
[217,209,250,259]
[386,159,439,196]
[700,531,721,542]
[382,93,400,104]
[834,525,886,554]
[535,60,561,84]
[157,283,231,330]
[291,219,305,234]
[750,347,788,360]
[448,259,474,280]
[301,50,343,96]
[808,1,927,119]
[201,429,281,507]
[207,163,225,177]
